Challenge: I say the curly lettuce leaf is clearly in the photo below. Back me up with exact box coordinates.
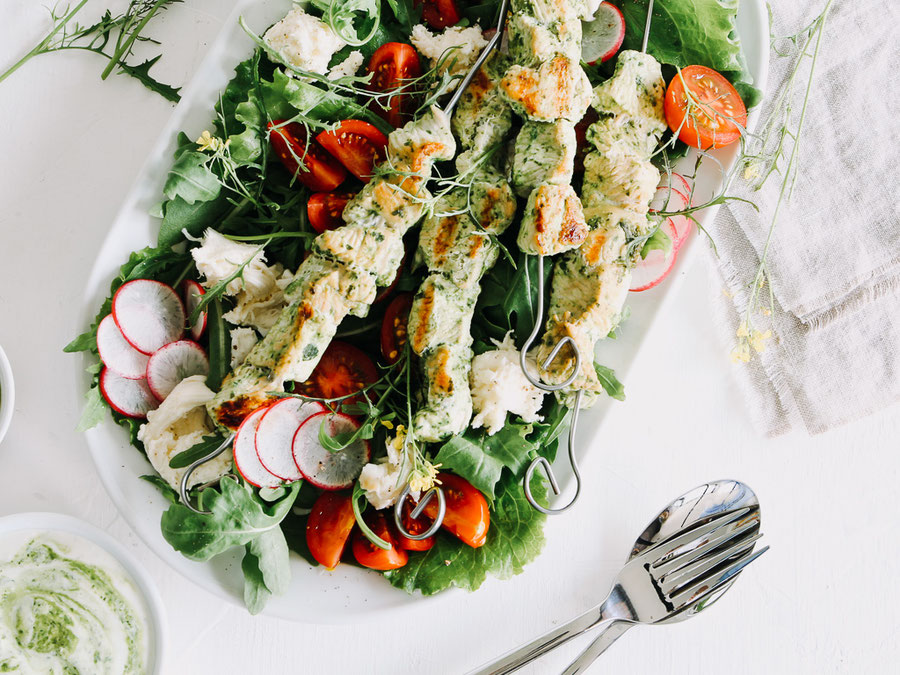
[621,0,761,106]
[384,472,548,595]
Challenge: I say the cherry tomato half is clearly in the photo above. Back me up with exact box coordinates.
[268,120,347,191]
[293,341,378,405]
[316,120,388,182]
[306,492,356,569]
[395,494,436,551]
[352,512,409,570]
[664,65,747,149]
[307,192,355,234]
[380,293,413,364]
[419,0,463,30]
[367,43,422,128]
[422,473,490,548]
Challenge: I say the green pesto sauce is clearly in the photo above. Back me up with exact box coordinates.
[0,535,148,674]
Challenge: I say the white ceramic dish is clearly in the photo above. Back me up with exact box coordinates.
[77,0,769,623]
[0,512,167,673]
[0,344,14,446]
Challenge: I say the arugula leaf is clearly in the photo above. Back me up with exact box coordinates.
[161,478,299,561]
[640,225,673,259]
[163,148,221,205]
[594,364,625,402]
[241,527,291,614]
[168,433,228,469]
[384,0,421,34]
[205,298,230,391]
[140,474,180,505]
[384,472,548,595]
[475,253,552,350]
[75,385,108,433]
[118,54,181,103]
[241,544,271,615]
[621,0,761,107]
[157,195,228,249]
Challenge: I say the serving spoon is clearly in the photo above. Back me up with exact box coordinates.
[471,479,767,674]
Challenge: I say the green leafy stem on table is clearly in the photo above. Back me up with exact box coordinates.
[0,0,182,102]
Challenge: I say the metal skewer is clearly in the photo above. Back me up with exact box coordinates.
[179,433,235,514]
[393,0,510,538]
[519,0,656,516]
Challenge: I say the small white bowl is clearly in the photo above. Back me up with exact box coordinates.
[0,512,167,673]
[0,344,13,445]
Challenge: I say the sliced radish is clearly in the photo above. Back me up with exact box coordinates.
[255,399,326,482]
[630,246,677,292]
[582,2,626,65]
[233,407,282,489]
[99,367,159,419]
[292,412,371,490]
[181,279,207,341]
[650,185,692,250]
[146,340,209,401]
[96,314,149,380]
[112,279,185,355]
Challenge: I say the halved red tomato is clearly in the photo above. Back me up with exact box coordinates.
[293,341,379,404]
[418,0,462,29]
[352,512,409,570]
[664,66,747,149]
[367,43,422,128]
[394,495,436,551]
[268,120,347,191]
[380,293,413,364]
[306,492,356,569]
[316,120,388,182]
[422,473,490,548]
[307,192,355,233]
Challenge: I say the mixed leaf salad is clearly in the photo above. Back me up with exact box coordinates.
[68,0,757,613]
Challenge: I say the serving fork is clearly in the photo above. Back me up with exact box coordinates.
[471,491,767,674]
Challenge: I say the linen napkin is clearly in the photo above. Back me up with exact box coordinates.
[707,0,900,435]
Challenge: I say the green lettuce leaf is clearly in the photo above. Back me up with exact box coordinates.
[433,401,568,499]
[241,527,291,615]
[621,0,761,107]
[163,148,221,205]
[160,478,299,562]
[384,472,548,595]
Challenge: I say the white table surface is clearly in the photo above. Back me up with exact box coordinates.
[2,1,898,673]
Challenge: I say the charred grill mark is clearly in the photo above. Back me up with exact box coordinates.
[411,283,436,355]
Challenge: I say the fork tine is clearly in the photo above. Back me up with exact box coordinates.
[671,544,769,608]
[652,517,760,576]
[647,507,751,563]
[660,531,762,596]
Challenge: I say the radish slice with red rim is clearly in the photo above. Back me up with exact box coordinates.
[112,279,185,355]
[181,280,207,341]
[99,367,159,419]
[96,314,149,380]
[233,407,282,489]
[255,399,326,482]
[146,340,209,401]
[582,1,626,65]
[630,246,677,292]
[292,411,370,490]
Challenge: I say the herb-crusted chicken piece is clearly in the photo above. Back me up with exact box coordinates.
[500,55,592,122]
[511,120,577,196]
[517,183,588,256]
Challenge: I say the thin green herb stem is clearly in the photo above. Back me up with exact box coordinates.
[100,0,167,79]
[0,0,90,84]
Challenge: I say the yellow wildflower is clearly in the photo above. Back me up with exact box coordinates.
[749,329,772,353]
[736,321,750,338]
[380,419,394,430]
[730,342,751,363]
[408,461,442,493]
[196,130,226,153]
[743,160,760,181]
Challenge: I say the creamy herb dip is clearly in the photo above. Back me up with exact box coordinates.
[0,530,150,674]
